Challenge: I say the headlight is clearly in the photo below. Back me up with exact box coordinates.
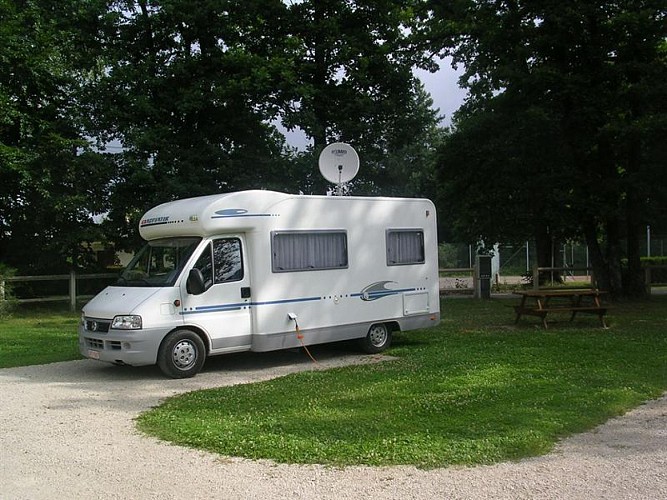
[111,315,142,330]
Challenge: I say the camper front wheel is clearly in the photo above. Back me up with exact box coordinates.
[158,329,206,378]
[360,323,391,354]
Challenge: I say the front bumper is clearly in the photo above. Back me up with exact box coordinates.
[78,324,169,367]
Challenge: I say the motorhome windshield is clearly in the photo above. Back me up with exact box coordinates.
[116,237,201,287]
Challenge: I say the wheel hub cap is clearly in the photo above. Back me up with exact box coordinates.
[369,326,387,346]
[172,340,197,370]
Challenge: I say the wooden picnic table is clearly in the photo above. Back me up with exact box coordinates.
[513,289,608,329]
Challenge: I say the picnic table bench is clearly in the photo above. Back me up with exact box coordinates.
[513,289,608,329]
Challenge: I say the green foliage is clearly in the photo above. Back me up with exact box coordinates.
[1,1,443,267]
[436,102,569,245]
[430,0,667,297]
[0,0,115,273]
[642,256,667,266]
[92,0,298,250]
[641,257,667,283]
[85,0,442,250]
[137,297,667,468]
[438,242,465,268]
[282,1,427,147]
[277,1,443,197]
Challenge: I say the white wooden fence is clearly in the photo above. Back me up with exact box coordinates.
[0,272,117,311]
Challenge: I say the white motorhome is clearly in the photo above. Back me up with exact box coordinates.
[79,190,440,378]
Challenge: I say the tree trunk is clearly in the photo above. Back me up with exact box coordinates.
[605,218,624,298]
[534,224,561,285]
[623,127,647,297]
[583,221,610,292]
[583,217,625,298]
[625,191,646,297]
[311,1,328,150]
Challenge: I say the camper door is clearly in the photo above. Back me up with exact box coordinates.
[181,235,252,351]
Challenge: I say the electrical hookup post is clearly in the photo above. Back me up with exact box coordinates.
[475,255,492,299]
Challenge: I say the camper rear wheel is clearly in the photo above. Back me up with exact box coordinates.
[359,323,391,354]
[157,329,206,379]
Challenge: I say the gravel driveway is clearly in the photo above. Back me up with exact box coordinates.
[2,347,666,500]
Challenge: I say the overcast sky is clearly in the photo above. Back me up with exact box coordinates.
[416,56,467,126]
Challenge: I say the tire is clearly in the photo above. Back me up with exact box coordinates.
[359,323,392,354]
[157,329,206,379]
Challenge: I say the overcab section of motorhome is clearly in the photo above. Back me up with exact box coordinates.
[79,190,440,378]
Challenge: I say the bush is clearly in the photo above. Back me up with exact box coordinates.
[642,257,667,283]
[439,243,469,268]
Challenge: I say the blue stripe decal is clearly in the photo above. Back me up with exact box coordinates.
[251,296,321,306]
[181,305,244,315]
[211,213,275,219]
[189,302,247,311]
[180,296,321,316]
[141,221,169,227]
[180,285,422,316]
[210,209,278,219]
[350,287,416,298]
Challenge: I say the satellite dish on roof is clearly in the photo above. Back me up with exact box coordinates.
[318,142,359,195]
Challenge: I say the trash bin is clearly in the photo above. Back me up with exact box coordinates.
[475,255,492,299]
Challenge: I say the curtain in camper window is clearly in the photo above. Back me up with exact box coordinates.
[386,230,425,265]
[272,231,348,272]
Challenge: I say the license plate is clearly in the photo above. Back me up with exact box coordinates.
[87,349,100,360]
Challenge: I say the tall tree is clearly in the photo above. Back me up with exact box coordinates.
[91,0,298,249]
[281,0,442,196]
[0,0,114,273]
[429,0,667,296]
[436,95,573,277]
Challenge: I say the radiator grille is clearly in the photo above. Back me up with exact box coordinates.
[84,318,110,333]
[86,338,104,350]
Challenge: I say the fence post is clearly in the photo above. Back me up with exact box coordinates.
[0,279,4,301]
[472,264,478,297]
[69,270,77,311]
[532,263,540,290]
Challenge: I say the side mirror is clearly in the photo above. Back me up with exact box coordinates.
[186,268,206,295]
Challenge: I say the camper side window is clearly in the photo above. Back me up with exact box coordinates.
[386,230,425,266]
[193,238,243,290]
[272,231,348,272]
[212,238,243,283]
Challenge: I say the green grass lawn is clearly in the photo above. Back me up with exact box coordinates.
[136,296,667,468]
[0,304,81,368]
[2,298,666,468]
